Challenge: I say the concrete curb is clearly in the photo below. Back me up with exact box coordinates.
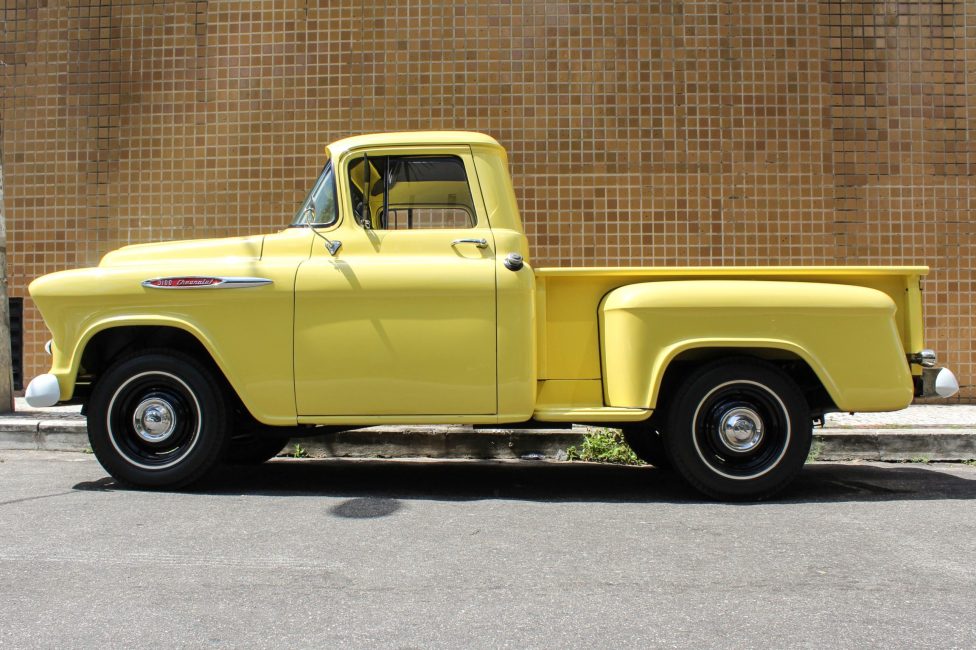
[0,419,87,452]
[0,419,974,461]
[815,429,976,462]
[299,427,585,461]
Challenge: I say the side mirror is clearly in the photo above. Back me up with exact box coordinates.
[303,198,341,255]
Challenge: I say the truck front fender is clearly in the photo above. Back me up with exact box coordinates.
[50,313,298,426]
[599,280,914,413]
[59,315,223,395]
[30,258,300,425]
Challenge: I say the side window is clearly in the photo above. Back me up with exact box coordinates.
[347,155,476,230]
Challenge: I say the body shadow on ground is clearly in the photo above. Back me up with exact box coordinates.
[73,458,976,505]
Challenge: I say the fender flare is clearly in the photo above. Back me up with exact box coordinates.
[59,315,238,402]
[645,338,842,409]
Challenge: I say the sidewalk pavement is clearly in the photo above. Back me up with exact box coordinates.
[2,398,974,462]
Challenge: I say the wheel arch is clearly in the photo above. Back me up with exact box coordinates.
[69,318,245,411]
[650,344,837,417]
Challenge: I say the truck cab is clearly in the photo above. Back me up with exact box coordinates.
[290,133,537,422]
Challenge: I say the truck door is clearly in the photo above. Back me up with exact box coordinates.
[294,147,497,416]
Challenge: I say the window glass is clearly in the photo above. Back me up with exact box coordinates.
[386,207,472,230]
[348,155,476,230]
[290,161,338,226]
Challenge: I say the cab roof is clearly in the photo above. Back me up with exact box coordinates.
[326,131,504,159]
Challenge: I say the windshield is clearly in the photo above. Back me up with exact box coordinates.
[290,160,338,227]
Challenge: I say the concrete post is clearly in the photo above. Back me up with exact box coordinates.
[0,131,14,413]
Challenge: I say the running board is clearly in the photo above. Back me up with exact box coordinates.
[532,407,651,423]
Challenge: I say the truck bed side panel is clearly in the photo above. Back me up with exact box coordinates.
[536,267,926,413]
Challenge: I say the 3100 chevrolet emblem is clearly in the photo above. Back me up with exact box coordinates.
[141,277,274,289]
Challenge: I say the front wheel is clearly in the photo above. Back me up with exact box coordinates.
[87,351,230,489]
[665,359,812,501]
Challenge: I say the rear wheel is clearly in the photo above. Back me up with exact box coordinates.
[87,350,230,489]
[665,359,812,501]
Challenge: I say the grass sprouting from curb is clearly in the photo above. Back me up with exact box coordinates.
[806,440,824,463]
[566,428,644,466]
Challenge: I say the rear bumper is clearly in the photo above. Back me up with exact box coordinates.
[914,367,959,399]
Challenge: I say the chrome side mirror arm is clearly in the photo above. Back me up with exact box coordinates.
[304,201,341,256]
[324,239,342,256]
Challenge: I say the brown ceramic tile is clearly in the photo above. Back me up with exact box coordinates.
[1,0,973,401]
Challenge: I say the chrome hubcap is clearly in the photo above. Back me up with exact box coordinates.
[718,406,764,452]
[132,398,177,443]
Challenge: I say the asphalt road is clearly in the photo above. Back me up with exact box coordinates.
[1,452,974,649]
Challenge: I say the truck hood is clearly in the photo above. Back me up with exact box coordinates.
[99,235,265,267]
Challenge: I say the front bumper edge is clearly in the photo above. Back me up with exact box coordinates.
[25,374,62,408]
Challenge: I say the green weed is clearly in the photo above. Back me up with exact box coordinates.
[291,443,309,459]
[566,428,644,466]
[806,440,824,463]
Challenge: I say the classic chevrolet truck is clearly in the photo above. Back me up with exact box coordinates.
[26,131,959,499]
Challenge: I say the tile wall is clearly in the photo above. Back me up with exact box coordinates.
[1,1,972,400]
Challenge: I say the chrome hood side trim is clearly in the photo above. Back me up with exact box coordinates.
[141,277,274,290]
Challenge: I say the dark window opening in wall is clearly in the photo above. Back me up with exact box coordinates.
[9,298,23,391]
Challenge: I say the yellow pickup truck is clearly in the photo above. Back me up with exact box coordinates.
[26,131,959,499]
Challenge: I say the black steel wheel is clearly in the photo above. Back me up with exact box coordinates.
[665,359,812,501]
[87,350,230,489]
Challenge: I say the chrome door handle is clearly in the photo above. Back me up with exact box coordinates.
[451,238,488,249]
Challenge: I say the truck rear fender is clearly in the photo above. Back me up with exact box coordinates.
[599,280,915,414]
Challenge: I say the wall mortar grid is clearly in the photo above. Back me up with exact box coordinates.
[0,0,972,401]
